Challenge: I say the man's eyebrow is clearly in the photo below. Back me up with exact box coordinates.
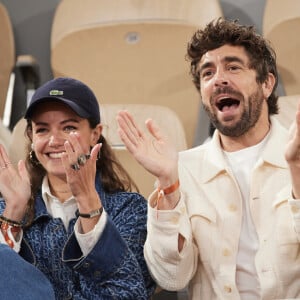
[198,55,246,75]
[222,56,246,65]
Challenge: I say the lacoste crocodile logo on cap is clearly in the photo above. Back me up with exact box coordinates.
[49,90,64,96]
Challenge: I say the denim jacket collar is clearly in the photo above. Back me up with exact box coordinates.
[33,172,105,222]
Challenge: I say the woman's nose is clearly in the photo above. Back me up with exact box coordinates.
[48,134,64,146]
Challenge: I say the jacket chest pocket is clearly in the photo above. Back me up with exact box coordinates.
[276,223,300,260]
[275,205,300,261]
[190,205,217,264]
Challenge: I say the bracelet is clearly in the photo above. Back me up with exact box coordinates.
[77,207,103,218]
[0,222,21,248]
[0,215,22,227]
[156,180,180,218]
[158,179,180,196]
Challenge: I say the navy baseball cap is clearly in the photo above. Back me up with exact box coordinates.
[25,77,100,123]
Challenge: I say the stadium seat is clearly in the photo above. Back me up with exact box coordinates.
[101,104,187,196]
[0,2,15,120]
[276,94,300,130]
[50,0,223,148]
[263,0,300,95]
[0,3,40,133]
[0,2,14,148]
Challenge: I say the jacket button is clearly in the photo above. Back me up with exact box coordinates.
[228,204,237,212]
[222,248,231,256]
[170,216,179,224]
[224,285,232,293]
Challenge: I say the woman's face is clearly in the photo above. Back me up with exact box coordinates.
[30,102,101,179]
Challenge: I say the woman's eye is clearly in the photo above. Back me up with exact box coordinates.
[64,126,77,133]
[35,128,46,134]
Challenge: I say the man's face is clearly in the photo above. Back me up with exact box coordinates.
[197,44,266,137]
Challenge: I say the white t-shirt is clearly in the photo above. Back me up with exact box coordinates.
[224,134,269,299]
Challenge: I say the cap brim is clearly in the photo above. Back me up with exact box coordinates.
[24,96,90,119]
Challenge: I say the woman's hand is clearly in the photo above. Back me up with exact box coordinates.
[60,132,102,232]
[0,144,31,221]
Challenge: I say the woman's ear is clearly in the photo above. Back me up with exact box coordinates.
[262,72,276,99]
[91,124,102,146]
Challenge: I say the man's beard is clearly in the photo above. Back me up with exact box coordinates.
[203,86,264,137]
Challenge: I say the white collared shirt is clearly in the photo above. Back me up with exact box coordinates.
[0,176,107,255]
[42,176,107,256]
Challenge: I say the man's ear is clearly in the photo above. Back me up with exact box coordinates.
[262,72,276,99]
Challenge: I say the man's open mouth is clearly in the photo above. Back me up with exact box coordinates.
[216,98,240,112]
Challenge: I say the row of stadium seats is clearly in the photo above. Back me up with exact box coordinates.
[0,0,300,199]
[0,0,223,200]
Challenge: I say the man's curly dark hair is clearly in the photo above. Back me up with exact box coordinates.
[187,18,279,115]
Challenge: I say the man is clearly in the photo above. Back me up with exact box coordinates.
[117,19,300,299]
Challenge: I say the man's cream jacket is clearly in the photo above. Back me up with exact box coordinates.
[145,118,300,299]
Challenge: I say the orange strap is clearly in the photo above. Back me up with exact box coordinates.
[158,179,180,195]
[156,179,180,219]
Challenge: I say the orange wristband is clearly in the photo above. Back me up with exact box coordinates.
[158,179,180,196]
[156,179,180,218]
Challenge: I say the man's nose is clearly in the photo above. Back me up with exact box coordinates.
[213,68,229,86]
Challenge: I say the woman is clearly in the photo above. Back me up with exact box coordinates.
[0,77,155,299]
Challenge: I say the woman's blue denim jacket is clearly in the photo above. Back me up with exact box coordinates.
[0,174,155,299]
